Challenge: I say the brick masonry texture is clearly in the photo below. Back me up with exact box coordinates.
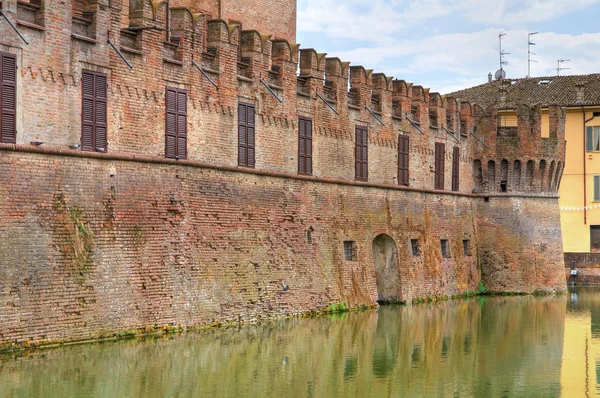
[0,0,566,347]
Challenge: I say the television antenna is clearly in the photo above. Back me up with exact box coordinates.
[528,32,538,77]
[557,59,570,76]
[495,32,509,80]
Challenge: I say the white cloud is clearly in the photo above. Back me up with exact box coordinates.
[297,0,600,93]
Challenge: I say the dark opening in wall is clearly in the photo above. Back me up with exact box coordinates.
[441,239,451,258]
[463,240,471,256]
[344,241,357,261]
[410,239,421,256]
[484,197,490,202]
[306,227,314,244]
[591,226,600,252]
[500,180,507,192]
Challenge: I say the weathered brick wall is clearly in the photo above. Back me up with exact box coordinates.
[564,253,600,284]
[0,150,479,346]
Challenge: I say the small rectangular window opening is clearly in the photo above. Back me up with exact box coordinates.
[484,197,490,202]
[462,240,471,256]
[410,239,420,256]
[586,127,600,152]
[441,239,451,258]
[344,241,357,261]
[594,176,600,202]
[500,179,507,192]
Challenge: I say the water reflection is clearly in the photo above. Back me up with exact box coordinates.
[4,288,600,397]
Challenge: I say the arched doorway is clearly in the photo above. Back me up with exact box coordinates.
[372,234,401,303]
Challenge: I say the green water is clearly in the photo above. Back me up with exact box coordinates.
[3,286,600,397]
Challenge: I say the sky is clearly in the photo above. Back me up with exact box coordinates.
[296,0,600,94]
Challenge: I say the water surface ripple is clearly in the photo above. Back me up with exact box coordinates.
[4,286,600,397]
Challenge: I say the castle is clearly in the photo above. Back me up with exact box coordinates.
[0,0,566,348]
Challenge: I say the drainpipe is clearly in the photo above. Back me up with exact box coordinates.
[583,107,595,224]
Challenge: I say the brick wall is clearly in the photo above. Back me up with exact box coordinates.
[0,150,479,346]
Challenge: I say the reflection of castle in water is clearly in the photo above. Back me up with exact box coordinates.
[0,296,568,397]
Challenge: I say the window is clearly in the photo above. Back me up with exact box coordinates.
[434,142,445,190]
[306,227,314,244]
[81,70,107,152]
[592,226,600,252]
[441,239,451,258]
[410,239,420,256]
[165,87,187,159]
[498,113,518,127]
[586,127,600,152]
[298,117,313,175]
[0,52,16,144]
[452,146,459,191]
[595,176,600,202]
[462,240,471,256]
[446,112,454,131]
[238,102,256,167]
[344,241,357,261]
[355,126,368,181]
[398,135,409,186]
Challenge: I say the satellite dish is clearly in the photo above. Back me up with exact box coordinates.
[494,69,506,80]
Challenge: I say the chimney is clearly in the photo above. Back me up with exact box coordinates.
[499,80,511,106]
[575,82,586,105]
[488,73,493,83]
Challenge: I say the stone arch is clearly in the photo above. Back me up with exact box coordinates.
[513,160,522,190]
[554,161,563,190]
[473,160,483,192]
[526,160,535,189]
[539,160,547,191]
[500,159,508,192]
[372,234,401,303]
[487,160,496,192]
[547,160,556,191]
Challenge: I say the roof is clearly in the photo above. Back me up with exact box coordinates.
[448,73,600,108]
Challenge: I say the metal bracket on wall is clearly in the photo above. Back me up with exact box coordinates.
[442,126,460,142]
[365,106,385,126]
[107,38,133,71]
[407,117,425,135]
[260,77,283,103]
[316,92,339,115]
[471,132,489,148]
[192,59,218,89]
[0,8,29,45]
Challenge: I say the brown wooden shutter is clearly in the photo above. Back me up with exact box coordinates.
[81,70,107,152]
[452,146,460,191]
[398,135,409,185]
[298,117,312,175]
[95,73,107,151]
[165,87,187,159]
[0,52,17,144]
[355,126,368,181]
[238,103,255,167]
[434,142,445,190]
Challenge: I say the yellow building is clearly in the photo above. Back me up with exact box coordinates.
[451,74,600,254]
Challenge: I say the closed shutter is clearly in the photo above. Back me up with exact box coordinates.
[238,103,255,167]
[587,126,594,152]
[81,70,108,152]
[165,87,187,159]
[452,146,460,191]
[398,135,409,185]
[298,117,313,175]
[435,142,445,190]
[355,126,368,181]
[1,52,17,144]
[595,176,600,202]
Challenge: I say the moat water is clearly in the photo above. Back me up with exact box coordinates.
[3,286,600,397]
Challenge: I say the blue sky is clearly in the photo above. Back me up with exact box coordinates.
[296,0,600,93]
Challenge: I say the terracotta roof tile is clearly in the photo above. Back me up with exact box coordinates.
[449,73,600,108]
